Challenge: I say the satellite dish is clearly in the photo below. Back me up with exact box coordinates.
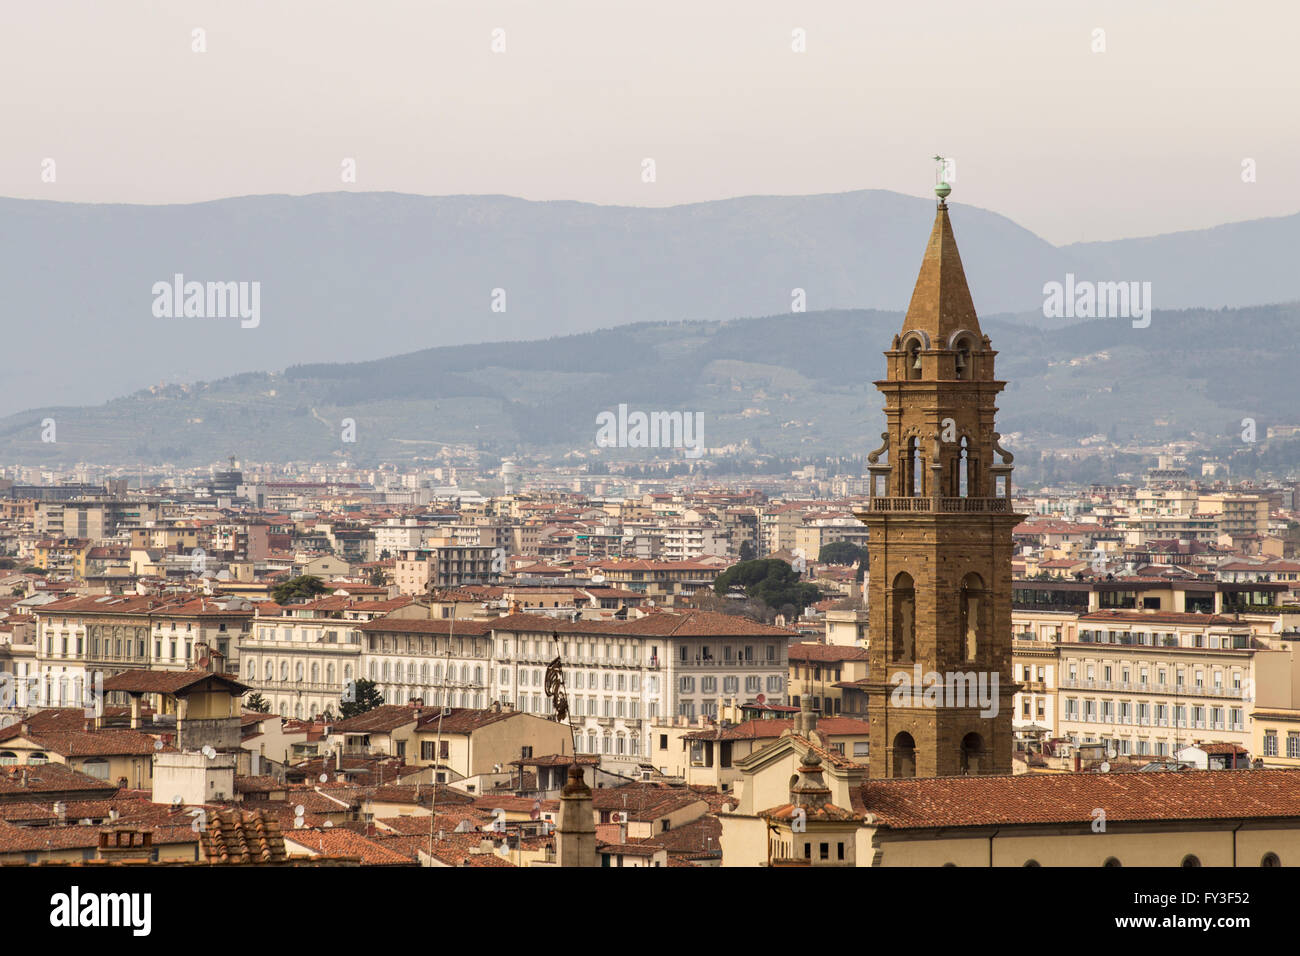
[756,694,766,705]
[1100,762,1111,773]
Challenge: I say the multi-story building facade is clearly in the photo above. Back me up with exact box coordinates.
[393,543,496,595]
[31,594,254,709]
[792,513,870,563]
[1011,630,1059,740]
[1053,610,1300,758]
[373,516,455,559]
[586,559,722,606]
[788,643,870,718]
[239,602,374,720]
[34,499,160,540]
[1199,493,1269,537]
[358,617,493,709]
[486,611,790,772]
[660,522,729,562]
[145,597,254,673]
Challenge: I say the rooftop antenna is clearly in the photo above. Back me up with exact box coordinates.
[933,155,952,206]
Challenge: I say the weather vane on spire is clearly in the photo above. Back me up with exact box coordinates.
[933,155,952,204]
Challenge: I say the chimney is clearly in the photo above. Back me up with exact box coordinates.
[619,820,628,844]
[555,764,597,868]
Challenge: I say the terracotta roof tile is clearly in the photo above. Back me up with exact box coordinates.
[861,768,1300,830]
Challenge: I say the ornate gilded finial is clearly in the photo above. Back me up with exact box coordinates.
[933,155,952,204]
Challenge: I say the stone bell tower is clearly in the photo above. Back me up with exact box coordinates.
[854,172,1023,778]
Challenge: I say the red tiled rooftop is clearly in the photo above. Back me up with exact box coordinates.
[861,769,1300,830]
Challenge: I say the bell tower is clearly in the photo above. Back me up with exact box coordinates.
[855,170,1023,778]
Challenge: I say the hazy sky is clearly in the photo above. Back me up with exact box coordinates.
[2,0,1295,244]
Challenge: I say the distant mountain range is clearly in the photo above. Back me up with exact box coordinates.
[3,189,1300,422]
[2,301,1297,467]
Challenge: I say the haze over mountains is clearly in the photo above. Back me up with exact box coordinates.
[2,300,1296,469]
[4,189,1300,425]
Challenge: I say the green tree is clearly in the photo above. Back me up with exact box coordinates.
[818,540,867,582]
[818,541,865,566]
[271,574,328,605]
[245,692,271,714]
[368,567,387,587]
[737,541,756,562]
[714,558,821,613]
[340,678,385,719]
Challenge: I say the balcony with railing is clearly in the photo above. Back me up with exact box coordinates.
[861,497,1013,514]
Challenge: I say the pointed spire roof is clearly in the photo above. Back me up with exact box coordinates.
[900,202,981,345]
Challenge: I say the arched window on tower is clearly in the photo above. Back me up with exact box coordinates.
[892,572,916,661]
[907,342,922,380]
[960,572,984,662]
[892,732,916,778]
[905,437,923,497]
[955,341,971,380]
[959,437,970,497]
[960,732,984,775]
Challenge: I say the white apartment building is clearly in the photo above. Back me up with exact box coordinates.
[31,594,253,710]
[488,611,791,772]
[240,603,376,720]
[357,618,493,709]
[660,523,730,562]
[1055,610,1300,759]
[373,517,454,559]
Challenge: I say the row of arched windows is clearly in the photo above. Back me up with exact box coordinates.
[366,661,484,685]
[898,435,980,498]
[889,571,985,663]
[889,731,986,777]
[245,659,352,686]
[903,331,978,382]
[576,732,641,756]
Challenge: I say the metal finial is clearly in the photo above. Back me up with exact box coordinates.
[933,155,952,203]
